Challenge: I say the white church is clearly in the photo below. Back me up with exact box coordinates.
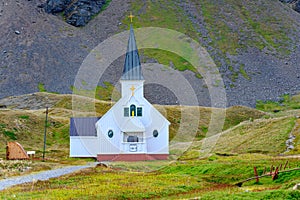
[70,25,170,161]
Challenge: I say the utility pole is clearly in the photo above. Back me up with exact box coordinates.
[43,107,48,161]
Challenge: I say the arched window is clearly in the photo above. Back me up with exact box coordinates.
[130,104,136,116]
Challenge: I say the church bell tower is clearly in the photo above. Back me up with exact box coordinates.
[120,25,145,102]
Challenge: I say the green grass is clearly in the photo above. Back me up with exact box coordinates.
[214,117,295,155]
[223,106,266,130]
[140,49,198,74]
[3,130,17,140]
[256,94,300,112]
[38,83,59,94]
[121,0,201,76]
[126,0,198,37]
[240,65,251,80]
[71,81,120,101]
[0,109,70,160]
[18,115,29,120]
[199,189,300,200]
[199,0,240,55]
[165,105,265,141]
[99,0,112,13]
[1,155,300,199]
[0,167,203,199]
[38,83,47,92]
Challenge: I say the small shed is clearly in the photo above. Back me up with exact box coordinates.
[6,142,29,160]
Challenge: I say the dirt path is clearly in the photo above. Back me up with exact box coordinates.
[0,163,97,191]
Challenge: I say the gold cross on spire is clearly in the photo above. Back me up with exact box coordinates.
[128,12,134,23]
[130,85,135,96]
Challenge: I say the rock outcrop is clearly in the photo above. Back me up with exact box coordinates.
[280,0,300,13]
[44,0,71,13]
[295,1,300,12]
[44,0,107,27]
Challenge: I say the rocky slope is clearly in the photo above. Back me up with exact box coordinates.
[0,0,128,98]
[0,0,300,107]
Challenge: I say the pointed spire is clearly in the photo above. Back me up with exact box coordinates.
[121,25,144,80]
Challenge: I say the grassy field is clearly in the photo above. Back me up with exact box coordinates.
[0,92,300,199]
[1,154,300,199]
[256,94,300,113]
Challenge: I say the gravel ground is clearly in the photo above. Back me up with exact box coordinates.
[0,163,97,191]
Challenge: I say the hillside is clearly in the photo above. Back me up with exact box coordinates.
[1,0,300,108]
[0,0,129,100]
[0,92,299,160]
[1,93,300,199]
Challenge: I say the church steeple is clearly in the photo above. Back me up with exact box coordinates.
[121,25,144,80]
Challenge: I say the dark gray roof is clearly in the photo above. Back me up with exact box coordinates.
[121,25,144,80]
[70,117,99,137]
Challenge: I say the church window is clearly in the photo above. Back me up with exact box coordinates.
[137,107,142,116]
[127,135,139,142]
[124,107,129,117]
[130,104,136,116]
[108,130,113,138]
[153,130,158,138]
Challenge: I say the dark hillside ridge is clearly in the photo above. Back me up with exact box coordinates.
[0,0,299,107]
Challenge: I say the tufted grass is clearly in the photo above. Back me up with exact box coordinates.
[256,94,300,112]
[1,154,300,199]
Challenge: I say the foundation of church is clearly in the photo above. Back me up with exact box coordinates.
[97,154,168,161]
